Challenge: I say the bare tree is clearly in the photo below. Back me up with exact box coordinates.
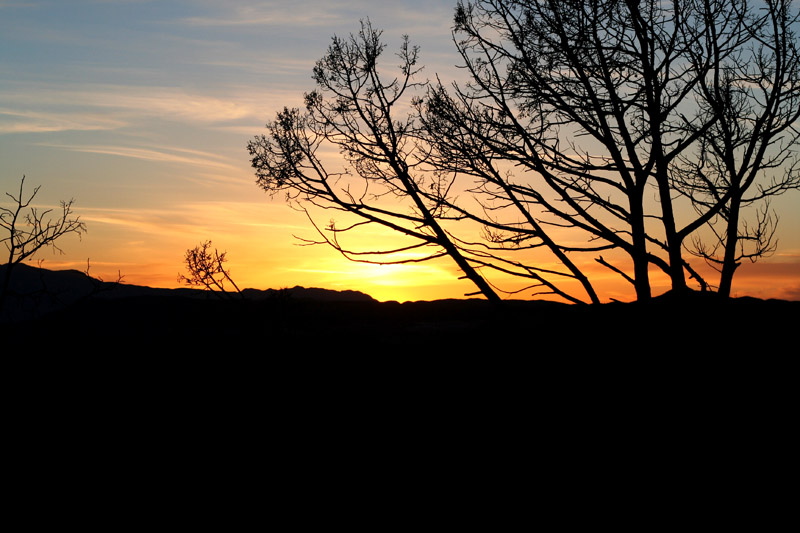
[178,240,242,299]
[671,0,800,297]
[248,20,501,302]
[421,0,799,301]
[250,2,800,303]
[1,175,86,311]
[425,0,713,301]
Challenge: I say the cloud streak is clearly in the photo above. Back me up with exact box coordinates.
[176,1,423,28]
[173,0,458,46]
[0,108,127,134]
[1,83,265,126]
[37,142,240,171]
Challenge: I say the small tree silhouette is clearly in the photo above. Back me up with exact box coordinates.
[178,240,242,299]
[1,175,86,312]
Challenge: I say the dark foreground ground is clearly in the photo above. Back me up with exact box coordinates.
[2,263,797,354]
[2,265,795,464]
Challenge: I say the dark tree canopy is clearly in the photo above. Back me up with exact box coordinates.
[249,1,800,303]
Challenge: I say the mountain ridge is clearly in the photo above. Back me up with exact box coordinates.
[0,262,378,322]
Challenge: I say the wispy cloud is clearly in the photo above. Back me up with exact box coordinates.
[79,199,301,238]
[0,108,126,134]
[87,89,254,124]
[37,142,240,171]
[1,84,261,126]
[176,0,455,31]
[178,3,352,27]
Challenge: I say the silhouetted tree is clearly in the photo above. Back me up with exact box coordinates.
[250,2,800,303]
[671,0,800,297]
[178,240,242,299]
[248,20,501,302]
[1,175,86,312]
[422,0,800,301]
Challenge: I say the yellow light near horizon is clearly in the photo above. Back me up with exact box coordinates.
[279,258,468,302]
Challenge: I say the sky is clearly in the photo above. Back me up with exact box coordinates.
[1,0,799,303]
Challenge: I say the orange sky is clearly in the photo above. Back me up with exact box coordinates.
[2,1,799,303]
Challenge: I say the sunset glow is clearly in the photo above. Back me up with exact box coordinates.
[2,0,799,303]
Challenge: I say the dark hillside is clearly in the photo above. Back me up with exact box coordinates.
[2,263,798,353]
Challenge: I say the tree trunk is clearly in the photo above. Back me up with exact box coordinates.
[630,199,652,302]
[440,237,501,303]
[717,197,742,298]
[658,175,688,294]
[393,163,501,303]
[632,253,651,302]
